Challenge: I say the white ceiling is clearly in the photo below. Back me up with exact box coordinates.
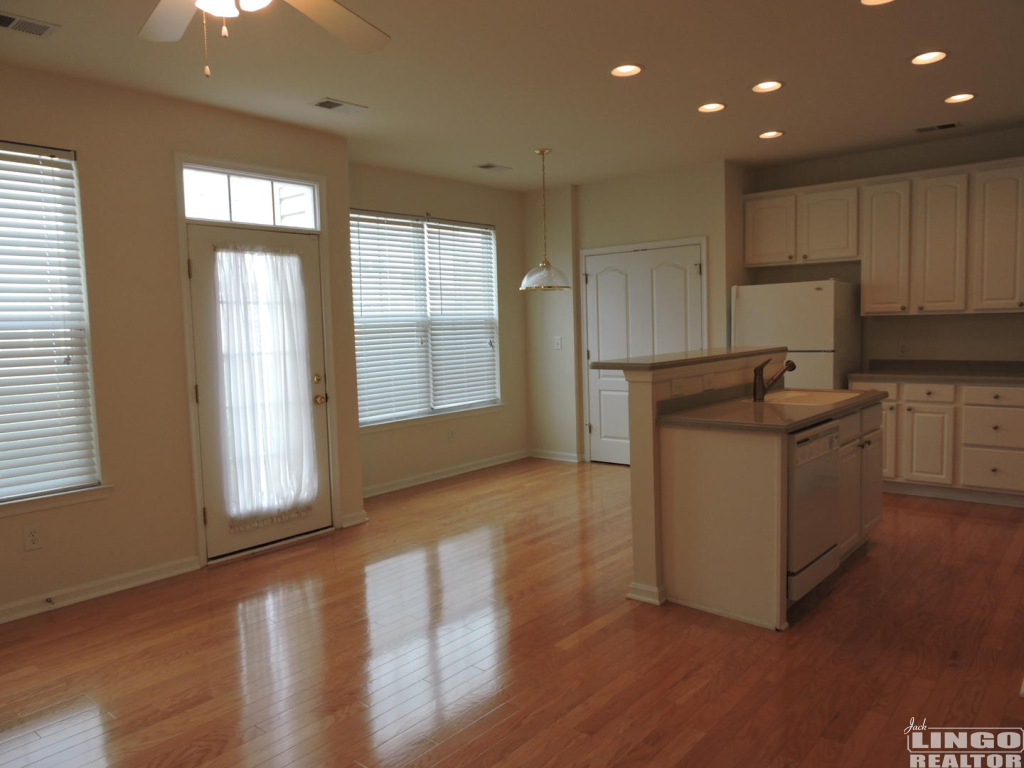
[1,0,1021,190]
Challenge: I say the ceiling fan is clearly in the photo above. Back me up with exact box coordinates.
[139,0,390,54]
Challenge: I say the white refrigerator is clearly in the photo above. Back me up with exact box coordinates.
[731,280,862,390]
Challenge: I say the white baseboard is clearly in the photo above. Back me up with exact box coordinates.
[627,581,666,605]
[529,450,582,463]
[362,450,531,498]
[883,481,1024,508]
[0,556,202,625]
[335,509,368,528]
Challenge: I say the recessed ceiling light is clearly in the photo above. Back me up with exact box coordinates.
[861,0,894,5]
[911,51,947,65]
[759,130,784,139]
[752,81,783,93]
[698,103,726,113]
[944,93,975,103]
[611,64,644,77]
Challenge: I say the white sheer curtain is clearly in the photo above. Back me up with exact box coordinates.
[215,249,318,531]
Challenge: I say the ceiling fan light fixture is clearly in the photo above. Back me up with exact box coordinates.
[239,0,273,11]
[195,0,239,17]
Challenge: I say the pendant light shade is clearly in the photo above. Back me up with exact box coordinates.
[195,0,239,17]
[239,0,273,10]
[520,148,571,292]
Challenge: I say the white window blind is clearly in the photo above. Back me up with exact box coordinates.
[351,210,499,426]
[0,142,100,503]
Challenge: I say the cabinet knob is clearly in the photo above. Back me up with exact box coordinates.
[925,390,932,396]
[1019,301,1023,307]
[991,467,998,473]
[994,394,1001,400]
[865,439,872,446]
[802,254,809,260]
[788,254,794,260]
[906,406,912,412]
[993,425,1000,431]
[900,305,907,311]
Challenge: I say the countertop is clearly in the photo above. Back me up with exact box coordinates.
[850,359,1024,386]
[590,346,786,372]
[659,390,887,434]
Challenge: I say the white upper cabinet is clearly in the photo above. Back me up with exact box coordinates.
[745,195,796,265]
[861,181,911,315]
[911,174,968,313]
[797,187,859,263]
[969,165,1024,312]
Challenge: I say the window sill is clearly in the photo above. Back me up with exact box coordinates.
[0,485,114,519]
[359,404,505,435]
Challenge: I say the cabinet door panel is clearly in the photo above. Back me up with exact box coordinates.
[839,442,863,556]
[969,166,1024,311]
[745,196,796,265]
[882,402,897,478]
[861,181,911,314]
[911,174,968,313]
[861,429,884,532]
[798,187,858,262]
[899,404,955,485]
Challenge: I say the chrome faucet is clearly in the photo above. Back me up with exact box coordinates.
[753,358,797,402]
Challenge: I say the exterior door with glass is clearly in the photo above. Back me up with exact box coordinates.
[188,224,332,558]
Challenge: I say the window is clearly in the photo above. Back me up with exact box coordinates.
[350,210,500,426]
[182,165,318,230]
[0,141,101,503]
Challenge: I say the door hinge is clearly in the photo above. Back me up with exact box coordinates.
[194,384,199,404]
[587,423,592,434]
[697,263,703,275]
[586,349,590,360]
[202,507,207,526]
[187,259,192,279]
[584,273,589,284]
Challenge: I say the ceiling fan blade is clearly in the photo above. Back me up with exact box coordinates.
[283,0,390,53]
[139,0,197,42]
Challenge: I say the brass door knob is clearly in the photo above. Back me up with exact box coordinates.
[313,373,323,384]
[313,394,326,405]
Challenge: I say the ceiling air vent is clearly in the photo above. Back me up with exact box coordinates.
[311,98,367,115]
[476,163,512,171]
[915,122,960,134]
[0,12,59,37]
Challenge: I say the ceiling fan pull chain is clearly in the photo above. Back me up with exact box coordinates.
[221,17,229,38]
[202,12,211,77]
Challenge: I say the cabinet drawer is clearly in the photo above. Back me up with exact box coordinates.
[838,412,861,445]
[902,383,955,403]
[963,386,1024,408]
[962,406,1024,449]
[850,380,898,401]
[961,447,1024,493]
[861,404,882,433]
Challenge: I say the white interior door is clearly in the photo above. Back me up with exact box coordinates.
[585,244,704,464]
[188,224,332,558]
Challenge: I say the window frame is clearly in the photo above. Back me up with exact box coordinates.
[350,208,502,429]
[0,140,106,514]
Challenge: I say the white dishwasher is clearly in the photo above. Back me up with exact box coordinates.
[787,420,841,602]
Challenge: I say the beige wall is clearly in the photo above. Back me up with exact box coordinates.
[749,126,1024,365]
[348,163,529,493]
[522,185,580,460]
[0,64,364,611]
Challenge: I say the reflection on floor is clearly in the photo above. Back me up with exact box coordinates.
[0,457,1022,768]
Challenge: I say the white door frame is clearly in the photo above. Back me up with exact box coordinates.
[174,153,344,563]
[578,237,708,463]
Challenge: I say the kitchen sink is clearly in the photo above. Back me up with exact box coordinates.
[752,389,862,406]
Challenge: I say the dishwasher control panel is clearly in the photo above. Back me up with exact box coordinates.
[792,427,840,466]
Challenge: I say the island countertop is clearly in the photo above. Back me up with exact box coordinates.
[658,389,887,433]
[590,346,786,372]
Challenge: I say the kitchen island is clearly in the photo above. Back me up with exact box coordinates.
[592,347,886,630]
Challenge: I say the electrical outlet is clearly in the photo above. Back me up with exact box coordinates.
[447,428,456,442]
[553,335,562,350]
[23,525,42,551]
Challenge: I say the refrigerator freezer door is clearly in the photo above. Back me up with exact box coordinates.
[784,352,838,389]
[732,281,836,351]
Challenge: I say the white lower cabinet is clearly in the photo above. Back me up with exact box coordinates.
[838,415,885,559]
[861,430,884,530]
[899,403,956,485]
[838,442,862,556]
[881,402,898,478]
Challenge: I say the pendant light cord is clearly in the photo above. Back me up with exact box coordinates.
[202,12,211,77]
[540,150,549,266]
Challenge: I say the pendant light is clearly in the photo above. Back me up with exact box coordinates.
[520,149,571,291]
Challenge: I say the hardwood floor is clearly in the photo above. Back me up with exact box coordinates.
[1,458,1022,768]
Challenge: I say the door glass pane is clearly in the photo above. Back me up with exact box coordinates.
[229,175,274,225]
[274,181,317,229]
[215,249,318,530]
